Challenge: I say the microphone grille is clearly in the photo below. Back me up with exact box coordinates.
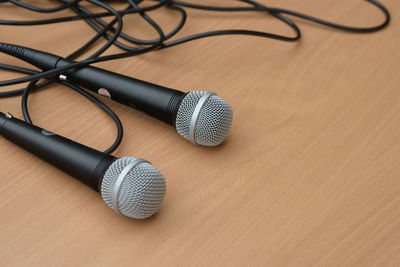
[175,91,233,146]
[101,157,166,219]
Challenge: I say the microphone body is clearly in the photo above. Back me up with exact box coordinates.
[0,43,233,146]
[58,60,186,125]
[0,112,166,219]
[0,43,184,125]
[0,112,114,191]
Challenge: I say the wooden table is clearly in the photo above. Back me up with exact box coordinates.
[1,1,399,266]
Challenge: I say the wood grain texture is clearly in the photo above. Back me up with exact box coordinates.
[0,1,399,266]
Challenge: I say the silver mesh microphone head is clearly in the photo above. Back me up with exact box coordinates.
[175,91,233,146]
[101,157,166,219]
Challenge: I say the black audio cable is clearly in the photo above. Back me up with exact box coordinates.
[0,0,391,153]
[0,63,123,154]
[0,0,390,87]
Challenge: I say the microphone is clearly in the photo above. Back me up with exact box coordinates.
[0,112,166,219]
[0,43,233,146]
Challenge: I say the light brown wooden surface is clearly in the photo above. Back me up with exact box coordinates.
[1,1,399,266]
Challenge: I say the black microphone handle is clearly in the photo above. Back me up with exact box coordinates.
[57,59,186,125]
[0,43,185,125]
[0,113,115,191]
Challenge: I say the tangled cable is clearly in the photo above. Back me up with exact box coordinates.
[0,0,391,154]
